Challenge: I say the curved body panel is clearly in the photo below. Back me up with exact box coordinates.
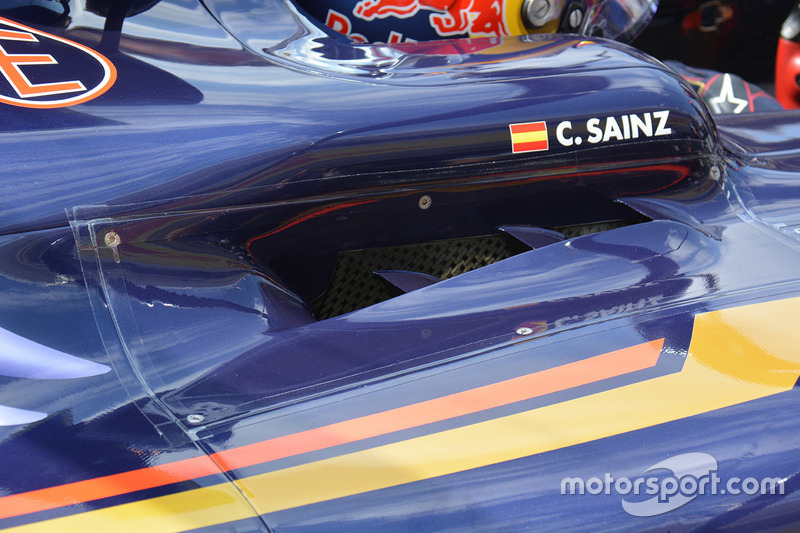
[0,1,799,532]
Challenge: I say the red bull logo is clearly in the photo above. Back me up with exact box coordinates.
[311,0,518,43]
[353,0,511,38]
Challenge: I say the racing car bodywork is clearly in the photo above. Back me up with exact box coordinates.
[1,0,800,531]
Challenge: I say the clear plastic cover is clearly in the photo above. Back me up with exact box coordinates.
[581,0,659,42]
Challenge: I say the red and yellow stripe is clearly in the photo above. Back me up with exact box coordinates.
[509,121,549,153]
[0,339,661,528]
[5,296,800,532]
[237,296,800,515]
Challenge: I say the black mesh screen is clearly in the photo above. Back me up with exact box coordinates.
[312,221,635,320]
[312,233,529,320]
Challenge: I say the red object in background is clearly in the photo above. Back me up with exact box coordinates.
[776,37,800,109]
[776,2,800,109]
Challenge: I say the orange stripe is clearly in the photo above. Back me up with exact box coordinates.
[0,29,37,41]
[213,338,662,471]
[0,339,662,521]
[0,456,221,521]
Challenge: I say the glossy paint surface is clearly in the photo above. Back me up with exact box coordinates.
[1,0,713,236]
[1,0,800,531]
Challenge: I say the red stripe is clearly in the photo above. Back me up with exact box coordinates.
[246,198,379,253]
[510,122,546,134]
[744,81,755,113]
[512,139,549,153]
[0,339,663,520]
[700,73,721,97]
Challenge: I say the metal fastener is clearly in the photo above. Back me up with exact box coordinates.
[568,7,584,29]
[522,0,554,28]
[104,230,121,263]
[104,230,121,248]
[419,195,432,210]
[186,414,205,424]
[710,166,721,181]
[516,326,534,336]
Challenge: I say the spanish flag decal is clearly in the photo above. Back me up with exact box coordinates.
[509,121,549,153]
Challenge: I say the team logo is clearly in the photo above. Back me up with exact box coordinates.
[320,0,511,42]
[0,16,116,109]
[353,0,510,37]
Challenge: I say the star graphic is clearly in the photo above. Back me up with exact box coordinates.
[708,73,749,114]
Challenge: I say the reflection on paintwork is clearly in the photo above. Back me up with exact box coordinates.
[1,1,800,532]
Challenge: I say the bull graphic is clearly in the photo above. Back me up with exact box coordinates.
[353,0,510,38]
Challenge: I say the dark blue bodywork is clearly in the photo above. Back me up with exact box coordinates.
[1,1,800,531]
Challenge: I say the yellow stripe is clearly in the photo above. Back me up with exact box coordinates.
[235,297,800,514]
[511,129,547,145]
[11,297,800,528]
[6,483,257,533]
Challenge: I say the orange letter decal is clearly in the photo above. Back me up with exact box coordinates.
[0,18,116,109]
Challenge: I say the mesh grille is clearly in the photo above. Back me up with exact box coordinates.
[312,234,528,320]
[311,221,635,320]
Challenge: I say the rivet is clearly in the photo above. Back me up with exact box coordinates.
[516,327,534,336]
[419,195,432,210]
[104,230,121,248]
[186,414,205,424]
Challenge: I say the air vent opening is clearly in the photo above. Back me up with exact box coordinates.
[311,218,644,320]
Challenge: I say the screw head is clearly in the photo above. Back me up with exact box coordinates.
[522,0,554,28]
[186,414,205,425]
[104,230,121,248]
[516,326,534,336]
[568,7,584,29]
[710,166,721,181]
[418,195,432,210]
